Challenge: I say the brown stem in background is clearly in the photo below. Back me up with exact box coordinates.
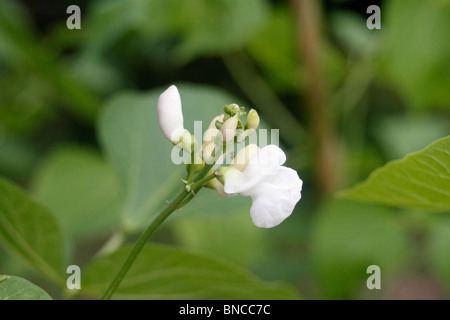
[291,0,338,195]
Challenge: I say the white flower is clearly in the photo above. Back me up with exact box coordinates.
[157,85,185,143]
[223,145,302,228]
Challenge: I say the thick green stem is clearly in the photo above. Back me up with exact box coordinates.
[100,187,190,300]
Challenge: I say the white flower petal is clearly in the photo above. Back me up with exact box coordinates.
[224,145,286,195]
[223,167,247,194]
[223,144,302,228]
[245,145,286,177]
[268,166,303,202]
[249,167,302,228]
[157,85,184,142]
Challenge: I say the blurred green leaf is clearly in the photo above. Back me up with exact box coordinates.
[82,244,299,299]
[340,136,450,210]
[98,84,250,231]
[311,200,407,299]
[0,177,65,286]
[0,132,37,182]
[382,0,450,110]
[170,207,269,267]
[86,0,268,63]
[174,0,269,61]
[31,146,122,240]
[428,214,450,293]
[0,0,34,63]
[0,0,100,126]
[0,275,52,300]
[246,6,300,92]
[330,12,378,57]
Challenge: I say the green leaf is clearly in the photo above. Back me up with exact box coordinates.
[30,146,122,240]
[0,275,52,300]
[98,84,250,231]
[428,214,450,292]
[170,207,267,267]
[340,136,450,211]
[173,0,269,62]
[82,244,299,299]
[382,0,450,110]
[0,176,64,286]
[330,12,378,57]
[0,132,37,181]
[86,0,268,63]
[246,6,300,92]
[310,200,407,299]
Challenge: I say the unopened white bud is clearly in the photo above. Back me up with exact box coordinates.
[157,85,185,143]
[221,115,238,144]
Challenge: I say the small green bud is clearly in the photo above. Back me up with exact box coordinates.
[223,104,240,116]
[215,120,223,130]
[208,114,224,130]
[245,109,260,130]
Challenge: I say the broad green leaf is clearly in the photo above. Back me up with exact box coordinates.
[82,244,299,299]
[0,275,52,300]
[98,84,250,231]
[31,146,122,240]
[340,136,450,211]
[310,200,407,299]
[0,176,64,286]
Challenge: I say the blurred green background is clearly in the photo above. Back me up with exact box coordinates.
[0,0,449,299]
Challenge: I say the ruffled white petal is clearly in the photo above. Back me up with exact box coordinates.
[249,167,302,228]
[157,85,184,142]
[223,144,302,228]
[224,145,286,195]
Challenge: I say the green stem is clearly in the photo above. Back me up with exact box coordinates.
[177,186,203,210]
[187,142,197,184]
[187,164,196,185]
[100,187,190,300]
[194,163,214,182]
[191,173,217,190]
